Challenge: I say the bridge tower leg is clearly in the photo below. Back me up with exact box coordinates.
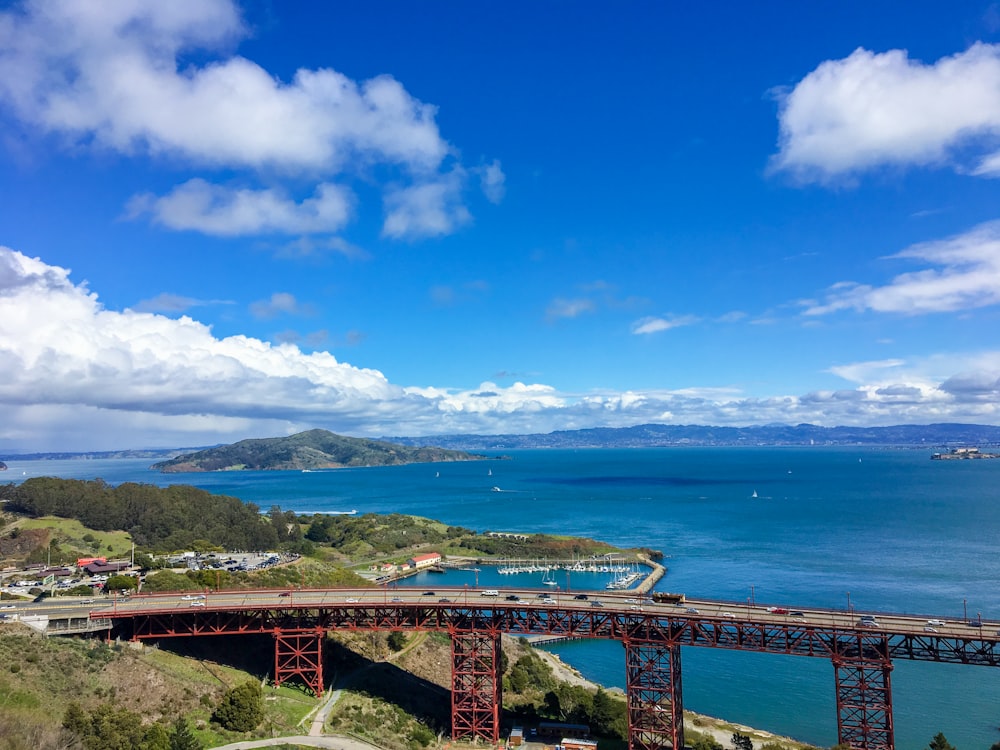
[833,651,894,750]
[623,639,684,750]
[274,629,324,697]
[450,628,502,742]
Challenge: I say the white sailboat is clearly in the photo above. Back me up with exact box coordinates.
[751,490,758,499]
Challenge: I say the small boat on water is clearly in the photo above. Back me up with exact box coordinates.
[488,468,493,476]
[491,486,502,492]
[751,490,758,498]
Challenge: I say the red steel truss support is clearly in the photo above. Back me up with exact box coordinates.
[833,652,894,750]
[274,629,324,696]
[624,639,684,750]
[450,628,502,742]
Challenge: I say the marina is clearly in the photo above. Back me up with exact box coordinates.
[5,448,1000,749]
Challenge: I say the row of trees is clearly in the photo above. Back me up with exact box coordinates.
[62,703,200,750]
[61,681,264,749]
[1,478,282,551]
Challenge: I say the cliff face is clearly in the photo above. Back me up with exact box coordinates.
[151,428,483,473]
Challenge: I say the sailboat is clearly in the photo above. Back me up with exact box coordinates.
[541,566,558,586]
[751,490,758,499]
[488,468,493,477]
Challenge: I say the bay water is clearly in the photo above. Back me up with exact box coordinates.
[4,447,999,749]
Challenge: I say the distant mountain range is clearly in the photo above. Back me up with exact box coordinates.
[151,429,483,473]
[4,423,1000,463]
[384,422,1000,450]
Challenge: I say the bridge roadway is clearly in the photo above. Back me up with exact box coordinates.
[12,587,1000,750]
[86,586,1000,655]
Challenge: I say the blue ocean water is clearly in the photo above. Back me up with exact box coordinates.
[4,447,999,749]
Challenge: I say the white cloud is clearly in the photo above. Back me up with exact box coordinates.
[127,180,354,236]
[2,246,1000,451]
[249,292,312,320]
[0,1,447,172]
[772,43,1000,181]
[133,292,231,314]
[0,0,497,241]
[631,315,699,335]
[546,298,596,321]
[804,221,1000,315]
[479,160,506,204]
[382,170,471,239]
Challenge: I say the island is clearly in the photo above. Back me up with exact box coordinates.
[151,428,485,473]
[931,447,1000,460]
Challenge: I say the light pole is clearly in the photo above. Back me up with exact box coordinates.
[846,591,852,616]
[964,598,968,622]
[750,585,755,609]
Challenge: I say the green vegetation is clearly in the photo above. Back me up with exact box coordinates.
[152,428,482,472]
[213,680,264,732]
[1,478,285,552]
[927,733,956,750]
[459,530,620,559]
[305,512,470,555]
[0,628,316,750]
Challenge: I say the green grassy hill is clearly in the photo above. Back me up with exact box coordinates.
[152,429,485,472]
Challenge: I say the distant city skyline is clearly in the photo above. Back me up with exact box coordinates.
[2,1,999,451]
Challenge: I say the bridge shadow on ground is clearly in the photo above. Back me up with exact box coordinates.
[149,633,450,732]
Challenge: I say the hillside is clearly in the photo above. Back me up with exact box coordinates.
[386,422,1000,450]
[152,429,484,473]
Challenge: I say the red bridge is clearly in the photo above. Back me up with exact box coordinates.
[92,587,1000,750]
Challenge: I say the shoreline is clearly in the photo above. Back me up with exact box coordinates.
[532,645,815,749]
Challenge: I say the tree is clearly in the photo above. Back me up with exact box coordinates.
[213,680,264,732]
[106,574,138,592]
[387,631,408,652]
[169,717,201,750]
[143,723,171,750]
[927,733,955,750]
[732,732,753,750]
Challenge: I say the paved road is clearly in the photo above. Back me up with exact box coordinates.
[209,735,383,750]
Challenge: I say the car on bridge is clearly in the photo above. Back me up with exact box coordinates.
[767,607,788,614]
[505,595,520,601]
[573,594,589,600]
[927,619,945,626]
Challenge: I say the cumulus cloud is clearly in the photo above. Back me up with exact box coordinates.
[804,221,1000,315]
[382,170,471,239]
[0,1,447,172]
[772,43,1000,181]
[478,160,506,203]
[0,0,499,241]
[127,180,354,237]
[2,247,1000,451]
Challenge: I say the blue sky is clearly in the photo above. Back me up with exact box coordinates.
[2,1,1000,451]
